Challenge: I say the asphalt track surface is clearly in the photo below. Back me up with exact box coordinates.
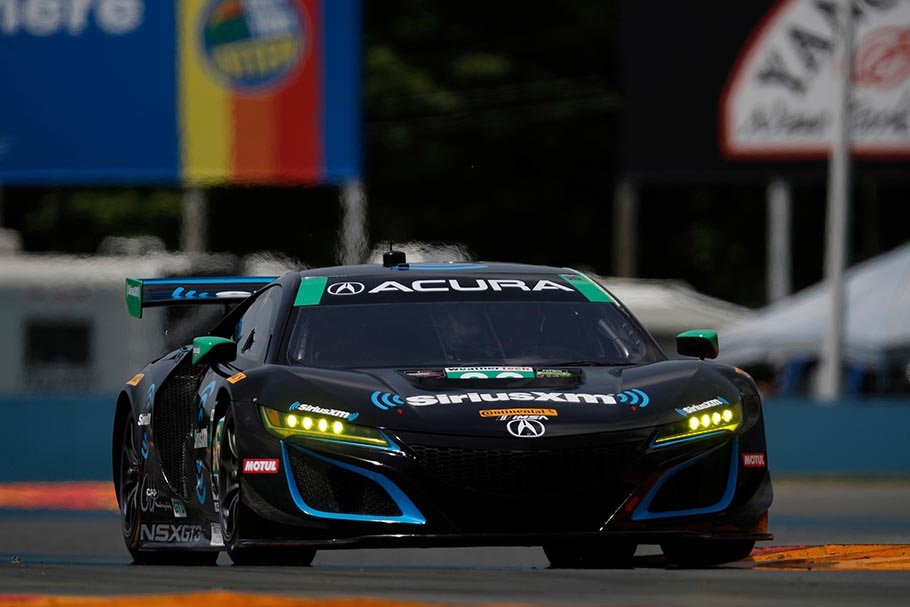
[1,478,909,607]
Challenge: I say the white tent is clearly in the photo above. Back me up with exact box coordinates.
[716,240,910,370]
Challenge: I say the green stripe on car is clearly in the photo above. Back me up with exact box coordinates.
[559,273,614,303]
[294,276,328,306]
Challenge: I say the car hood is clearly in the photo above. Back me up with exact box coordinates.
[246,360,745,438]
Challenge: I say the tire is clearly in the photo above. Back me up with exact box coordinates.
[116,408,218,566]
[543,540,637,569]
[660,539,756,567]
[218,408,316,566]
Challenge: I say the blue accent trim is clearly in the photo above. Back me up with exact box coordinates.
[281,443,424,524]
[632,437,739,521]
[143,277,277,285]
[395,263,489,271]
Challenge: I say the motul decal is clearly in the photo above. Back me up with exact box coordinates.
[242,458,280,474]
[743,453,767,468]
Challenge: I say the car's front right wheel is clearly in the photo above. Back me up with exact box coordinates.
[218,407,316,566]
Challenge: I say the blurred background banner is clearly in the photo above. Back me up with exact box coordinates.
[620,0,910,180]
[0,0,361,186]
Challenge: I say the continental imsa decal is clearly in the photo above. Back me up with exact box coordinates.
[406,391,640,406]
[480,408,558,417]
[676,396,729,416]
[140,523,204,543]
[742,453,767,468]
[445,367,534,379]
[289,401,360,421]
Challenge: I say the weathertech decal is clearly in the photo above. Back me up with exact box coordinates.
[242,459,279,474]
[445,366,534,379]
[743,453,767,468]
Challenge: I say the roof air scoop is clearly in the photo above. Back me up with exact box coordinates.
[383,249,407,268]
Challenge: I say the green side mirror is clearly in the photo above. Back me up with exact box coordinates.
[192,336,237,366]
[676,330,719,360]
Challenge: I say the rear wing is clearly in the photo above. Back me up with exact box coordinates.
[125,276,277,318]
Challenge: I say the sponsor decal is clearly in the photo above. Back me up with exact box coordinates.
[140,524,204,543]
[212,419,225,475]
[676,396,729,417]
[289,401,359,422]
[226,372,247,384]
[126,373,144,387]
[615,389,650,410]
[406,391,623,407]
[140,474,157,514]
[141,383,155,459]
[535,368,573,378]
[480,408,558,418]
[358,279,575,295]
[126,284,141,299]
[197,381,217,423]
[401,369,445,378]
[137,412,151,426]
[243,458,280,474]
[195,459,206,505]
[506,416,547,438]
[210,523,224,547]
[327,281,366,295]
[743,453,767,468]
[445,366,534,379]
[371,391,404,413]
[194,428,208,449]
[172,499,187,519]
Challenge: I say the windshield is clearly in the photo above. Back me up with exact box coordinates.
[283,301,662,369]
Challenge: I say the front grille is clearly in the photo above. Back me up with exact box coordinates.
[286,448,401,516]
[408,441,641,499]
[648,441,733,513]
[154,352,200,497]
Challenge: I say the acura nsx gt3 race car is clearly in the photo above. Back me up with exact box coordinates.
[113,251,772,567]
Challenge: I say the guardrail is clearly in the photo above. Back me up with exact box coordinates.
[1,394,908,482]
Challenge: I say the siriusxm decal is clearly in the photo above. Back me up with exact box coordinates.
[371,391,404,411]
[289,401,359,422]
[406,391,629,406]
[676,396,729,417]
[615,389,650,409]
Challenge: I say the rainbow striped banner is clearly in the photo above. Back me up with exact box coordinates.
[0,0,360,186]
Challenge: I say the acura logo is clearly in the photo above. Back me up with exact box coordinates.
[506,417,546,438]
[327,281,365,295]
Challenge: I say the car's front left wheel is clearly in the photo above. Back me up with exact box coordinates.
[218,408,316,566]
[116,408,218,565]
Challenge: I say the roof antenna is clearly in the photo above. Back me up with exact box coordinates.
[383,243,407,268]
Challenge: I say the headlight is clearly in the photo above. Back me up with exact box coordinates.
[653,401,742,446]
[260,407,390,448]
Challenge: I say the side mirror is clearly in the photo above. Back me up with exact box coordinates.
[676,330,719,360]
[192,336,237,366]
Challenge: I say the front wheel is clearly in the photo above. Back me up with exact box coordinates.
[543,540,637,569]
[116,408,217,565]
[218,408,316,566]
[660,539,756,567]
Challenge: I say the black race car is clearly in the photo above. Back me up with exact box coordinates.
[113,250,772,567]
